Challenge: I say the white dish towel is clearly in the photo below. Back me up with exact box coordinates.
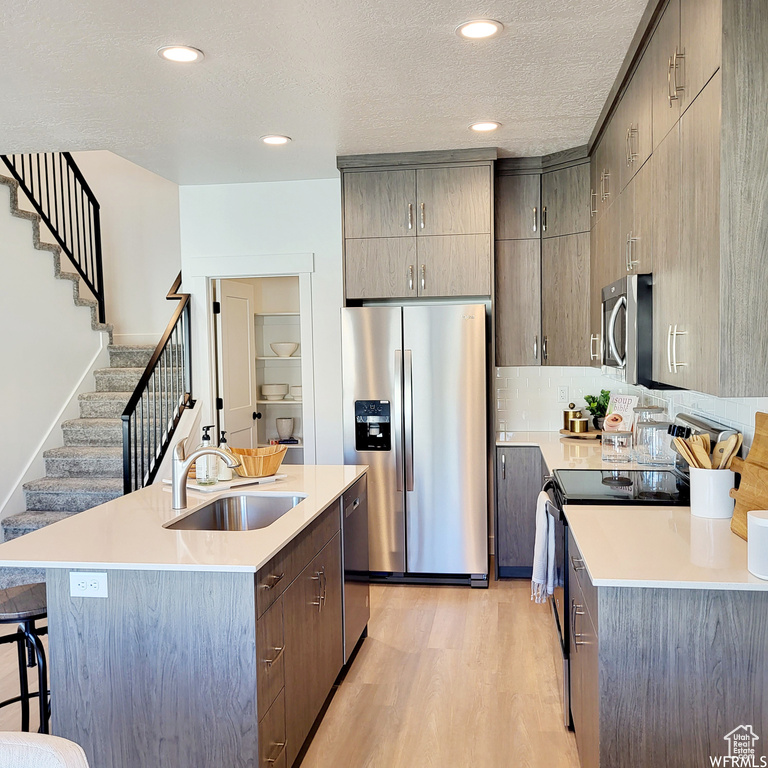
[531,489,556,604]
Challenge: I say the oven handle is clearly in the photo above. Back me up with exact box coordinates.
[607,295,627,369]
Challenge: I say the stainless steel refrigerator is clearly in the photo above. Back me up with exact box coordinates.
[341,304,488,584]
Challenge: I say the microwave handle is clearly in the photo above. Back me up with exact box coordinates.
[607,295,627,369]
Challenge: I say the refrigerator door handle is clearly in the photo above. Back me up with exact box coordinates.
[404,350,414,492]
[394,350,404,492]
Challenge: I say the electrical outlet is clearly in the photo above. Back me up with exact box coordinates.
[557,386,569,403]
[69,571,108,598]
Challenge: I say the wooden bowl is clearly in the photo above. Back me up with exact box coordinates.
[230,445,287,478]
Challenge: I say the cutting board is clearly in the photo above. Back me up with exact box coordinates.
[559,429,603,440]
[730,412,768,540]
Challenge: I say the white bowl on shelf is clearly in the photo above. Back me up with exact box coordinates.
[290,385,302,401]
[270,342,299,358]
[262,384,288,401]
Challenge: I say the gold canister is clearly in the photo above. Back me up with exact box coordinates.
[570,417,589,433]
[563,403,582,431]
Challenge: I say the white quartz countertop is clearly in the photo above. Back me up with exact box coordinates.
[0,465,367,573]
[497,432,767,591]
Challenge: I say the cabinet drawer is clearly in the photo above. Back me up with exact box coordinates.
[259,689,287,768]
[568,530,597,627]
[257,598,285,721]
[257,504,342,617]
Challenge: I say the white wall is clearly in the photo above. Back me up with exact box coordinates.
[178,177,344,464]
[0,181,106,520]
[71,151,182,344]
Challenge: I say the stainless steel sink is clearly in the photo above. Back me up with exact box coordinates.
[166,493,306,531]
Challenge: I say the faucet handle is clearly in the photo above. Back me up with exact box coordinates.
[173,438,188,462]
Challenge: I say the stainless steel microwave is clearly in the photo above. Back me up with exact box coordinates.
[601,274,653,386]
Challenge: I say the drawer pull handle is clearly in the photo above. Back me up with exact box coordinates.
[571,556,585,572]
[262,646,284,668]
[261,572,284,591]
[265,741,286,764]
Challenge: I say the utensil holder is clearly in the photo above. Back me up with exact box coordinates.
[689,468,735,519]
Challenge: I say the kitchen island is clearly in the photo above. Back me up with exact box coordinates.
[498,432,768,768]
[0,464,367,768]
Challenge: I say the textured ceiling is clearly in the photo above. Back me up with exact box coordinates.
[0,0,648,184]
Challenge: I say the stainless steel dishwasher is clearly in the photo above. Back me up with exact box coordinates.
[341,474,370,662]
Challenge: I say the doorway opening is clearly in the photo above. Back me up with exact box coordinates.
[212,274,314,465]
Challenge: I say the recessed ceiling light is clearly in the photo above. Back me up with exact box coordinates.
[470,121,501,132]
[157,45,204,63]
[261,135,292,145]
[456,20,503,39]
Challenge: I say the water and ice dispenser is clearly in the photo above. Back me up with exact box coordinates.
[354,400,391,451]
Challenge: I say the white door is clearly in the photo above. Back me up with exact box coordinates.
[217,280,257,448]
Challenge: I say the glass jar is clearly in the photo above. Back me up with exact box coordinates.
[633,406,674,465]
[602,431,633,463]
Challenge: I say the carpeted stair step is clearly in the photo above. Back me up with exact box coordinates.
[44,446,124,478]
[94,367,144,392]
[108,344,156,369]
[62,418,122,446]
[23,477,123,513]
[79,391,132,418]
[2,510,72,542]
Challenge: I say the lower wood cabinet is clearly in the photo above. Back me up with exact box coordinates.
[284,532,343,767]
[495,446,544,577]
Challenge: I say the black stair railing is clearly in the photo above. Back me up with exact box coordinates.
[122,273,193,494]
[0,152,106,324]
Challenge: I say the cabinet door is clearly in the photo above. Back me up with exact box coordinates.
[589,223,602,367]
[542,233,591,367]
[416,235,491,297]
[651,0,682,151]
[495,240,541,367]
[628,158,653,274]
[416,166,491,236]
[677,71,721,395]
[496,173,541,239]
[541,164,590,239]
[680,0,721,113]
[496,447,543,576]
[343,170,416,239]
[651,125,681,385]
[622,48,654,190]
[589,155,599,229]
[344,238,417,299]
[283,534,343,766]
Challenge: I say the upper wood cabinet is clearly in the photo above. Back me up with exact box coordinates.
[341,160,493,301]
[495,239,541,367]
[619,48,653,191]
[495,174,540,239]
[650,0,682,151]
[620,158,653,276]
[679,0,721,113]
[541,164,590,239]
[542,232,591,366]
[343,170,416,239]
[417,166,491,235]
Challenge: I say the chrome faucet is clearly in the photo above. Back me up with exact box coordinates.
[171,437,240,510]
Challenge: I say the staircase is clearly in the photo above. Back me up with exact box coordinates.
[0,345,155,587]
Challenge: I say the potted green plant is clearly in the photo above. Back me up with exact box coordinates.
[584,389,610,431]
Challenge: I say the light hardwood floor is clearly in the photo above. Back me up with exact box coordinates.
[0,581,579,767]
[302,579,579,768]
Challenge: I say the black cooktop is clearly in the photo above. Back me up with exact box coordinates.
[553,468,690,505]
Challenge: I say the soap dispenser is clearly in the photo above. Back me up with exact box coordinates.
[195,425,218,486]
[217,430,235,482]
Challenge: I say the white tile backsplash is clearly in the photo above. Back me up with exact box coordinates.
[495,366,768,449]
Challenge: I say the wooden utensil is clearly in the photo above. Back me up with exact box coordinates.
[701,433,711,457]
[688,439,712,469]
[726,433,744,469]
[674,437,699,468]
[713,434,738,470]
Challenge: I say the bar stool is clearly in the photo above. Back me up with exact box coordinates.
[0,583,50,733]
